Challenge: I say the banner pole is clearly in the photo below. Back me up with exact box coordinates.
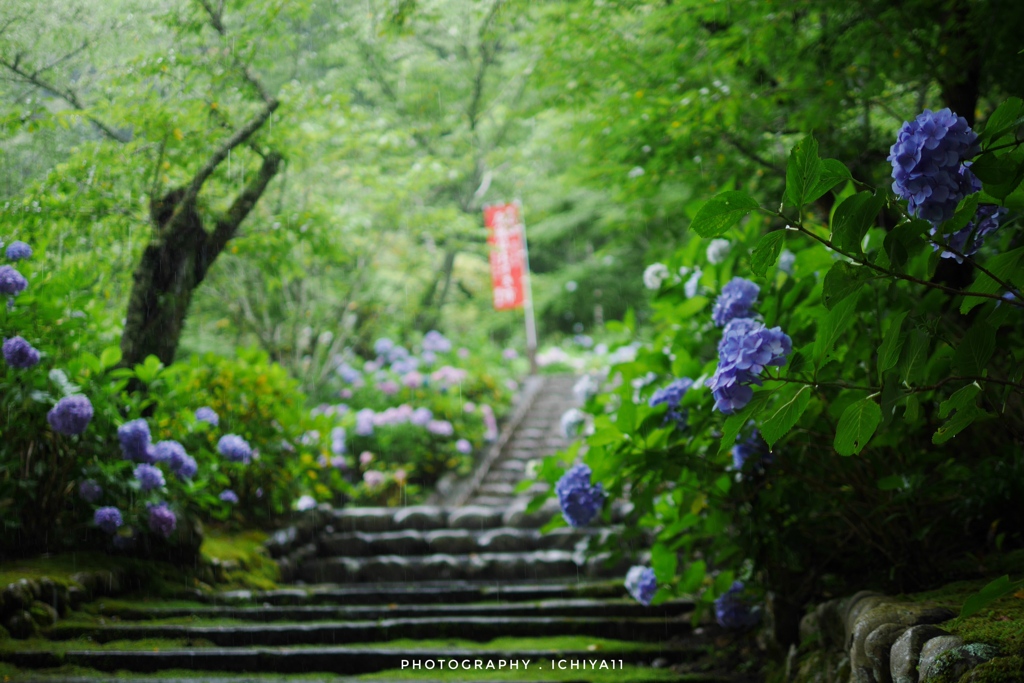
[516,200,539,375]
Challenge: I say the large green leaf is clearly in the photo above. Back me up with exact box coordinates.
[760,385,811,448]
[785,136,822,209]
[690,191,760,238]
[952,324,996,377]
[807,159,852,204]
[834,398,881,456]
[831,192,886,255]
[822,262,872,310]
[877,311,908,381]
[961,246,1024,314]
[814,292,860,364]
[980,97,1024,145]
[959,575,1024,619]
[899,329,930,385]
[750,231,786,277]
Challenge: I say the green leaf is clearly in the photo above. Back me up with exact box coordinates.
[959,575,1023,619]
[904,394,921,422]
[877,311,908,381]
[814,292,860,364]
[962,246,1024,314]
[831,192,886,255]
[953,324,996,377]
[717,391,772,456]
[971,153,1018,185]
[822,262,872,310]
[750,231,786,277]
[933,405,986,445]
[651,543,678,583]
[785,136,822,209]
[980,97,1024,144]
[679,560,706,594]
[760,385,811,448]
[100,346,123,370]
[899,329,930,385]
[939,384,982,419]
[877,475,906,491]
[807,158,852,204]
[690,191,761,238]
[834,398,882,456]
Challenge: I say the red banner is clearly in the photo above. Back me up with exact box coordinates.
[484,203,527,310]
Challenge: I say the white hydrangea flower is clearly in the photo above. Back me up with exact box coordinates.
[684,267,703,298]
[643,263,670,290]
[706,239,731,264]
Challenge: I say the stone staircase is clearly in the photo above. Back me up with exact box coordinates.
[2,374,733,682]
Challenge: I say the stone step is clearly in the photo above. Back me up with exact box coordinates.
[206,580,629,606]
[494,459,526,472]
[3,644,705,676]
[298,550,629,583]
[89,597,695,623]
[317,527,612,558]
[47,615,692,647]
[482,470,524,484]
[316,500,563,536]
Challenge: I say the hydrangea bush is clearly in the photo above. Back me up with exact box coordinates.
[537,99,1024,635]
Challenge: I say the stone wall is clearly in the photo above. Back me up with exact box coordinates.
[0,569,128,639]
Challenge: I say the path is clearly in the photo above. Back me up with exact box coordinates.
[5,375,735,682]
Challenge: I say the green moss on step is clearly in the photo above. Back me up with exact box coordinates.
[960,655,1024,683]
[199,528,279,591]
[0,636,216,655]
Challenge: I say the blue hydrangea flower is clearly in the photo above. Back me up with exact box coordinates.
[337,363,361,383]
[0,265,28,296]
[625,566,657,606]
[3,336,40,368]
[555,463,606,527]
[732,429,772,470]
[355,408,376,436]
[714,581,761,629]
[560,408,586,439]
[5,241,32,261]
[931,201,1008,262]
[778,250,796,274]
[47,395,94,435]
[410,407,433,426]
[712,278,760,327]
[147,503,176,538]
[151,440,185,465]
[95,506,123,535]
[218,434,252,463]
[706,318,791,414]
[173,454,198,480]
[134,463,165,491]
[118,419,152,462]
[649,377,695,428]
[195,406,219,426]
[219,490,239,504]
[79,480,102,503]
[422,330,452,353]
[374,338,395,356]
[330,427,346,455]
[889,108,979,225]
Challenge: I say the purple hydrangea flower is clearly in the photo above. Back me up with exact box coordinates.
[112,528,136,550]
[649,377,695,428]
[363,470,386,487]
[118,419,152,461]
[147,503,177,538]
[78,480,102,503]
[373,338,394,356]
[3,336,40,368]
[330,427,346,455]
[503,348,519,360]
[625,566,657,606]
[195,406,219,426]
[555,463,606,527]
[410,407,433,426]
[152,440,185,465]
[714,581,761,629]
[455,438,472,454]
[732,429,772,471]
[712,278,760,327]
[5,241,32,261]
[889,108,979,225]
[931,201,1009,262]
[219,490,239,504]
[218,434,252,463]
[706,318,791,414]
[0,265,28,296]
[355,408,376,436]
[94,506,123,534]
[173,454,198,480]
[134,463,165,491]
[337,363,361,383]
[427,419,454,436]
[422,330,452,353]
[481,404,498,442]
[47,395,94,435]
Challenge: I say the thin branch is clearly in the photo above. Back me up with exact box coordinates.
[722,131,785,175]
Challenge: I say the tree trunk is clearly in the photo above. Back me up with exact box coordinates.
[121,152,282,369]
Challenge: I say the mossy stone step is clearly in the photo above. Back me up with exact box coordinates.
[322,501,563,535]
[47,615,692,646]
[3,644,707,675]
[298,551,628,583]
[203,580,627,606]
[316,527,612,558]
[87,597,695,623]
